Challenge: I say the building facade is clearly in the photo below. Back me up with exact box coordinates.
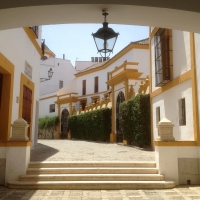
[0,27,42,185]
[150,28,200,184]
[39,39,150,142]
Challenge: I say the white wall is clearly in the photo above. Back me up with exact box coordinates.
[75,48,149,98]
[0,28,41,147]
[40,58,76,95]
[152,80,193,141]
[39,93,57,118]
[172,31,191,78]
[151,30,191,92]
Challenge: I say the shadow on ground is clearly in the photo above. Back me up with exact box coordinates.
[30,142,59,161]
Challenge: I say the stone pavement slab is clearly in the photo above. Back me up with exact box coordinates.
[30,139,154,162]
[1,186,200,199]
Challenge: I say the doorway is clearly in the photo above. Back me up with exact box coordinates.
[61,108,69,139]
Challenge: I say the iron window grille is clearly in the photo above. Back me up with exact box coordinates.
[59,80,63,89]
[94,76,98,93]
[156,106,161,124]
[49,104,55,113]
[179,98,186,126]
[154,28,173,87]
[107,72,110,90]
[82,80,86,95]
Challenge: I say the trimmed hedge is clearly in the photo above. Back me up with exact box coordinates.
[119,94,151,147]
[68,107,111,142]
[38,116,59,139]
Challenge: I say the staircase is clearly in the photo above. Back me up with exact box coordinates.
[8,161,176,190]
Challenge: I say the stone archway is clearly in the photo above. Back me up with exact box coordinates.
[61,108,69,139]
[116,91,125,143]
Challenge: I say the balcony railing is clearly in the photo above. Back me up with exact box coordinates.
[109,62,139,79]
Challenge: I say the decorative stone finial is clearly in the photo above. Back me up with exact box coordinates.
[11,118,29,141]
[157,118,175,141]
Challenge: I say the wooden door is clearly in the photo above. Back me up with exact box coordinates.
[22,85,32,139]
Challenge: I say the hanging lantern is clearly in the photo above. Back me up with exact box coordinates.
[92,11,119,59]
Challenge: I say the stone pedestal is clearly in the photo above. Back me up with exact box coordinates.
[10,118,29,141]
[157,118,175,141]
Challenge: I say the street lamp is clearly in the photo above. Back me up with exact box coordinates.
[92,10,119,59]
[40,68,53,82]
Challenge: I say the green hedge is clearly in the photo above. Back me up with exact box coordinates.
[68,107,111,142]
[119,94,151,147]
[38,116,59,139]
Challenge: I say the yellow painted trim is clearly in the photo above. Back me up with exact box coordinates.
[190,32,199,142]
[55,96,78,105]
[151,70,191,98]
[0,53,14,141]
[110,62,139,77]
[154,141,197,146]
[75,44,148,77]
[45,50,56,58]
[19,73,35,141]
[56,104,61,139]
[23,27,42,57]
[107,70,144,86]
[0,141,31,147]
[78,90,111,98]
[149,27,154,149]
[125,79,128,100]
[110,86,116,142]
[39,94,57,101]
[70,102,72,115]
[149,27,159,40]
[57,92,78,98]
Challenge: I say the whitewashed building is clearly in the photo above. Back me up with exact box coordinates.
[0,27,42,185]
[150,28,200,185]
[39,39,150,141]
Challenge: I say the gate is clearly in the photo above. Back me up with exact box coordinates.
[116,91,125,142]
[61,109,69,139]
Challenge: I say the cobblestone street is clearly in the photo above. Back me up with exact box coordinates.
[30,139,155,162]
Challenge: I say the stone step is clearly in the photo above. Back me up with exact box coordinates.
[8,180,176,190]
[28,161,156,168]
[26,167,158,175]
[19,174,164,181]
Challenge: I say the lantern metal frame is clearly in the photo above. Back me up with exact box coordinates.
[40,68,53,82]
[92,10,119,59]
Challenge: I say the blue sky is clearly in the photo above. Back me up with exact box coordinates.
[42,24,149,66]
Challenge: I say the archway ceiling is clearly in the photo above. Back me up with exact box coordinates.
[0,1,200,33]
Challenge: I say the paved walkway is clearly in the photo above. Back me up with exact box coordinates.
[30,139,155,161]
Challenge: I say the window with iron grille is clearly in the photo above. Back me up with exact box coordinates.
[82,80,86,95]
[49,104,55,113]
[179,98,186,126]
[107,72,110,90]
[59,80,63,89]
[94,76,98,93]
[156,106,161,124]
[154,28,173,87]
